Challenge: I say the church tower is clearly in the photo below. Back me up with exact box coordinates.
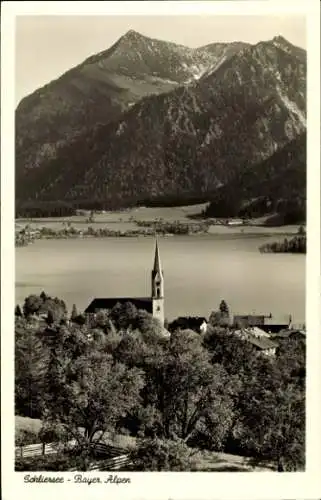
[151,237,165,327]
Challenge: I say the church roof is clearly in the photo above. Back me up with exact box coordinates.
[153,237,162,273]
[85,297,153,314]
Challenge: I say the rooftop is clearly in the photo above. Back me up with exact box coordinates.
[247,336,278,351]
[85,297,153,314]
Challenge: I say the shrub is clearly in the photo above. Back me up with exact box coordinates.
[15,453,82,471]
[15,428,39,446]
[132,438,197,471]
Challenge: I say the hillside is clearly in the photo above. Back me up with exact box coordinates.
[204,132,306,224]
[16,30,247,180]
[16,33,306,216]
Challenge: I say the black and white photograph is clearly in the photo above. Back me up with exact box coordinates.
[1,1,321,499]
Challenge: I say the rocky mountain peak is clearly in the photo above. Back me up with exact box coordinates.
[120,29,147,43]
[271,35,297,53]
[272,35,290,45]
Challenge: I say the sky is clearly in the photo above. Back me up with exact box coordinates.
[15,15,306,103]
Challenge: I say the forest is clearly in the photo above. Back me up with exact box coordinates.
[203,133,306,226]
[15,293,305,472]
[15,201,77,219]
[259,228,306,254]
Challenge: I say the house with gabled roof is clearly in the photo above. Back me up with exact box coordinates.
[246,335,278,357]
[233,312,291,333]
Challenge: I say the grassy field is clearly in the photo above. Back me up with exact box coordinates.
[16,204,301,236]
[16,204,207,225]
[15,415,42,435]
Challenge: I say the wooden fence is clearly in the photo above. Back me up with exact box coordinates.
[68,454,132,472]
[15,440,132,470]
[91,442,126,457]
[15,439,77,459]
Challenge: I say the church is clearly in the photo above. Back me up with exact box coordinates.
[85,238,165,327]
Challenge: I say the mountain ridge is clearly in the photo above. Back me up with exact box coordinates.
[16,31,306,221]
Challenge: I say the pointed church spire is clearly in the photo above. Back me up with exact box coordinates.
[151,234,165,326]
[153,234,162,273]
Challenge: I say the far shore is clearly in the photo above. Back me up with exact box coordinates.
[15,220,302,240]
[15,205,305,249]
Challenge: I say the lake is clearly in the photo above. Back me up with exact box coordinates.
[15,235,306,324]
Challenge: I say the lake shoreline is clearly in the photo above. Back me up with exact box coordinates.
[16,234,305,324]
[15,229,302,249]
[15,206,304,249]
[15,222,302,235]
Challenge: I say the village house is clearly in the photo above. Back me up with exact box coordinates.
[227,219,244,226]
[235,326,271,338]
[269,329,306,341]
[168,316,208,334]
[234,328,278,356]
[246,335,278,357]
[233,313,292,333]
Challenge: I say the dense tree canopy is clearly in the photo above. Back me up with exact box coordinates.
[15,293,306,471]
[259,234,306,254]
[15,317,48,418]
[22,292,67,322]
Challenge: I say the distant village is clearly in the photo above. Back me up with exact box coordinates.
[170,311,305,358]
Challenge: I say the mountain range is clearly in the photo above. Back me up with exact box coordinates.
[16,30,306,220]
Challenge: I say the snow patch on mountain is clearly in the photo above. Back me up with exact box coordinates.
[209,55,227,75]
[276,87,306,126]
[272,36,292,54]
[149,76,178,85]
[181,62,210,82]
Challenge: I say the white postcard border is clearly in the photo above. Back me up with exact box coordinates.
[1,2,320,500]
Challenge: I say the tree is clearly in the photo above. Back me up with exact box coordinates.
[135,310,164,338]
[46,310,55,325]
[42,297,67,323]
[137,330,236,448]
[119,302,138,329]
[22,293,67,321]
[15,305,23,317]
[113,327,166,369]
[94,309,109,328]
[72,313,86,326]
[219,300,230,326]
[219,300,230,316]
[226,331,306,471]
[209,301,230,328]
[42,329,145,465]
[208,311,230,327]
[276,336,306,387]
[132,438,198,471]
[15,428,39,447]
[71,304,78,321]
[23,294,43,317]
[203,327,257,376]
[235,381,305,471]
[109,302,138,331]
[15,318,48,417]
